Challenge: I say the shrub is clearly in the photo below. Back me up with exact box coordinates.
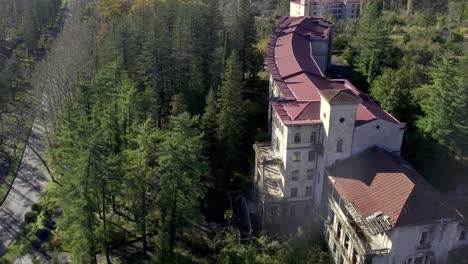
[24,211,38,224]
[31,203,42,212]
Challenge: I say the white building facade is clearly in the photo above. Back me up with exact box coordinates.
[254,16,468,263]
[290,0,361,20]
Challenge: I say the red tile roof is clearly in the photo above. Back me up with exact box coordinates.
[267,17,402,127]
[328,148,461,227]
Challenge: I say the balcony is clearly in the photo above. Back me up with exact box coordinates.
[415,243,431,250]
[366,248,391,257]
[328,195,391,258]
[254,143,283,201]
[254,142,281,165]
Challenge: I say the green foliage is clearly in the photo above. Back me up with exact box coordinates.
[414,54,468,160]
[370,68,411,120]
[217,51,246,186]
[154,112,206,262]
[351,0,396,83]
[213,227,332,264]
[24,211,38,224]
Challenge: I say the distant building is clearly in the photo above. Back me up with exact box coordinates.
[290,0,360,20]
[254,16,468,263]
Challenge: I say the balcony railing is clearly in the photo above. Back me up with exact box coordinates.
[253,143,281,164]
[328,196,391,258]
[366,248,391,257]
[415,243,431,250]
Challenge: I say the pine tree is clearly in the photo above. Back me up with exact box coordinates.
[415,54,468,161]
[352,0,392,83]
[370,68,411,120]
[202,88,218,159]
[123,118,161,258]
[155,112,206,263]
[217,51,245,186]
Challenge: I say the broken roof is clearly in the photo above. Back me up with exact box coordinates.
[328,147,462,227]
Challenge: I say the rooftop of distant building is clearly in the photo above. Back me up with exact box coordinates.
[266,16,402,127]
[291,0,361,4]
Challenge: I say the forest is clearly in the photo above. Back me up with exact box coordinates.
[0,0,466,263]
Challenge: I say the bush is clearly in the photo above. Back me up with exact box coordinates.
[24,211,38,224]
[31,203,42,212]
[30,239,42,250]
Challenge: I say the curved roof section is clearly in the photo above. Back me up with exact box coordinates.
[266,16,403,127]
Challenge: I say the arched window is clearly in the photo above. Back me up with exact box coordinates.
[294,133,301,144]
[336,139,344,153]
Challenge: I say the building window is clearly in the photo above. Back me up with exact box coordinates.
[294,133,301,144]
[414,257,424,264]
[339,117,345,123]
[291,170,299,181]
[337,222,342,239]
[419,231,430,245]
[305,187,313,196]
[344,234,350,249]
[308,150,316,161]
[293,151,301,162]
[291,188,298,197]
[336,139,344,152]
[310,131,317,143]
[290,205,296,217]
[323,112,326,118]
[460,230,466,241]
[305,204,310,215]
[307,169,314,179]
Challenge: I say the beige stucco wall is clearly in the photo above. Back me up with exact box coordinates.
[351,119,405,155]
[320,98,358,167]
[388,221,465,264]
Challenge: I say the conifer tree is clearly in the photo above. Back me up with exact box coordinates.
[123,118,161,258]
[202,88,218,160]
[352,0,392,83]
[217,51,245,186]
[415,54,468,161]
[370,68,411,120]
[155,112,206,262]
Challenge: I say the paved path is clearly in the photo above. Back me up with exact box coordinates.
[0,111,50,255]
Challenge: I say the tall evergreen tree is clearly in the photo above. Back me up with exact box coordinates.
[155,112,206,263]
[415,54,468,161]
[217,51,245,186]
[351,0,393,83]
[370,68,411,121]
[123,118,161,258]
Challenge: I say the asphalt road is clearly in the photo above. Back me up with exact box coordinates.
[0,112,50,255]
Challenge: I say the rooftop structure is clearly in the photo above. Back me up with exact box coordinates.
[254,16,468,264]
[266,17,401,128]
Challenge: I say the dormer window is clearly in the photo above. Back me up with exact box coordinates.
[336,139,343,153]
[294,133,301,144]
